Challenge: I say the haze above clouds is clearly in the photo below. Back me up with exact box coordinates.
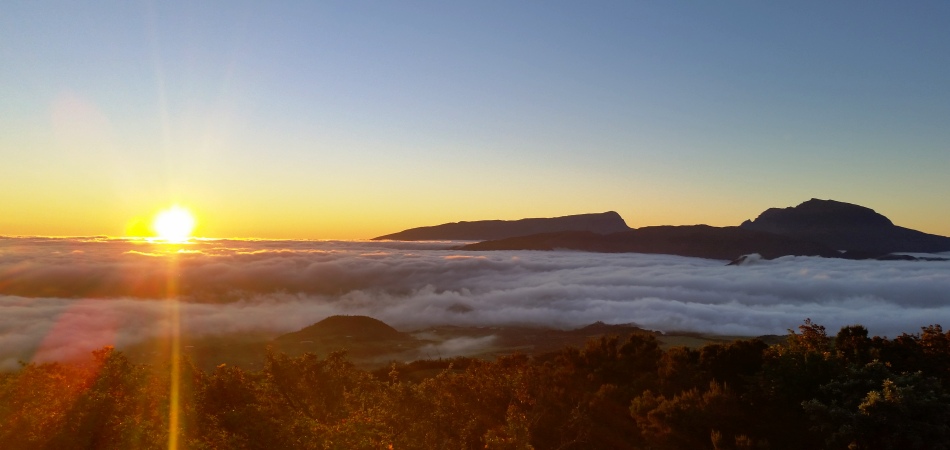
[2,238,948,369]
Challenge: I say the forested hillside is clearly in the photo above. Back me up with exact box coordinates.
[2,320,948,449]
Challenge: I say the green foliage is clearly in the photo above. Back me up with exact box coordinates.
[835,325,872,365]
[631,381,759,450]
[805,361,950,450]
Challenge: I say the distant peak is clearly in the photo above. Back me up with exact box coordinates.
[746,199,892,228]
[736,198,950,253]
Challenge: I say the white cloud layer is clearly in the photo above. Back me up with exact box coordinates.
[1,237,948,369]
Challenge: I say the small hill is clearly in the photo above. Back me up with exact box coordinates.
[372,211,629,241]
[740,198,950,254]
[569,321,658,336]
[276,315,410,343]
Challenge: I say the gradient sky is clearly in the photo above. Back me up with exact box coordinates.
[2,1,949,239]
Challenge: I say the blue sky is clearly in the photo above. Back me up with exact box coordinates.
[2,1,948,238]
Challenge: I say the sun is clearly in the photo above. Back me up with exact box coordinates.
[152,205,196,242]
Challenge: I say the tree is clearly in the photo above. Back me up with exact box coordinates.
[631,381,760,450]
[805,361,950,450]
[834,324,872,365]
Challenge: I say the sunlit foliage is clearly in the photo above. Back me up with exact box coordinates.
[1,322,948,449]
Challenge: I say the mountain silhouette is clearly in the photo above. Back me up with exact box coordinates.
[372,211,629,241]
[379,199,948,261]
[460,225,841,260]
[740,199,950,255]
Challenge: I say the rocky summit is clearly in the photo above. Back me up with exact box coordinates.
[740,198,950,255]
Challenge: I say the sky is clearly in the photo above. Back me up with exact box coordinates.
[2,1,949,239]
[2,237,948,369]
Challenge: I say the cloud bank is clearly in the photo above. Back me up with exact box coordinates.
[1,237,948,368]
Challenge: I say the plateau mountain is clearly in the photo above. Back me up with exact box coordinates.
[372,211,629,241]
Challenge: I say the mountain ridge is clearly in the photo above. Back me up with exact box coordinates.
[372,211,629,241]
[459,225,843,260]
[373,199,950,260]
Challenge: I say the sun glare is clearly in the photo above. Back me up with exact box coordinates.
[152,206,196,242]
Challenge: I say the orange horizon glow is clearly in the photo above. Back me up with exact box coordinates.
[1,198,949,241]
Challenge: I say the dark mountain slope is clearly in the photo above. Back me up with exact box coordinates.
[372,211,629,241]
[461,225,841,260]
[740,199,950,254]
